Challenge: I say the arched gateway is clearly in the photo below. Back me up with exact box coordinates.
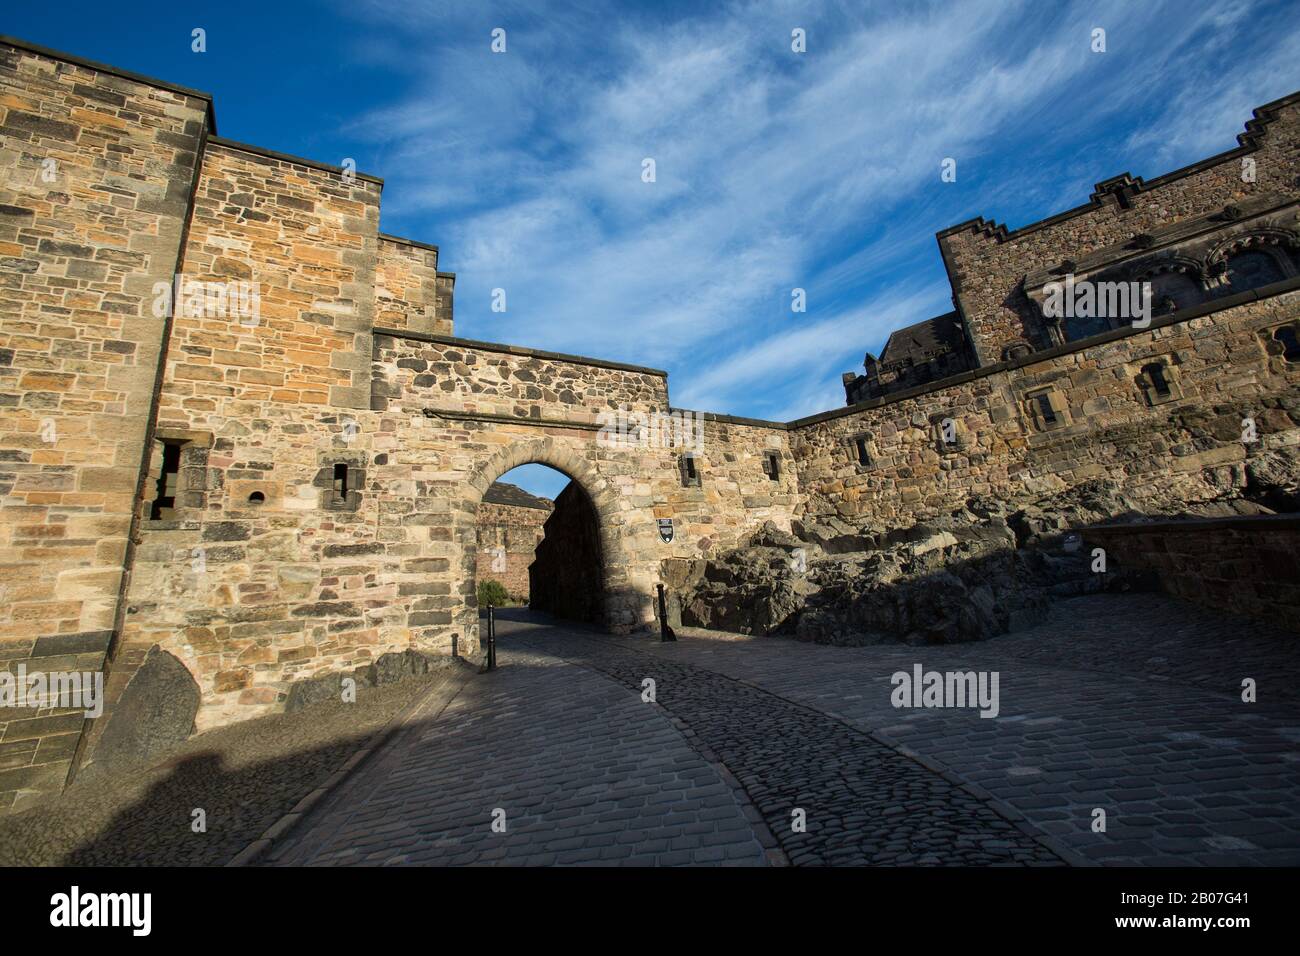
[458,439,642,639]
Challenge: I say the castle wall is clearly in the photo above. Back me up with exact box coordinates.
[1083,515,1300,634]
[112,138,386,734]
[371,334,797,659]
[475,499,548,598]
[70,145,801,738]
[791,286,1300,528]
[671,415,798,554]
[0,40,210,810]
[376,235,453,336]
[942,96,1300,365]
[3,37,1298,813]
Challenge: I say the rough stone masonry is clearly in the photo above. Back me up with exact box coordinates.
[1,34,1298,811]
[475,482,552,601]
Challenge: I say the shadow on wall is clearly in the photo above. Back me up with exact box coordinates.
[1082,514,1300,634]
[0,614,621,865]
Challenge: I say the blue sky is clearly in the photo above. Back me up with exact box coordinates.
[10,0,1299,500]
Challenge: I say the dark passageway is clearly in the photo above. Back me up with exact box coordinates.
[529,480,605,624]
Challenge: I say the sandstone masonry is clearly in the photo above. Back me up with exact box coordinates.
[476,482,552,600]
[1,35,1298,811]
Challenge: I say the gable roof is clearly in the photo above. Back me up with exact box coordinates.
[878,311,965,366]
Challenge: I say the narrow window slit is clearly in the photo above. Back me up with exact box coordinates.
[855,437,871,466]
[763,451,780,481]
[1143,363,1172,398]
[1034,393,1058,425]
[150,441,183,520]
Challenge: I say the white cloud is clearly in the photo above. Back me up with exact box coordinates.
[335,0,1289,420]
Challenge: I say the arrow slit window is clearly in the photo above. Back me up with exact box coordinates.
[679,453,701,487]
[1025,387,1071,431]
[149,441,184,520]
[762,451,780,480]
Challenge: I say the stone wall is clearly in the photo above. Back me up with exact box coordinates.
[1083,515,1300,633]
[109,305,796,736]
[370,335,797,653]
[0,38,211,809]
[792,285,1300,529]
[0,632,109,812]
[665,414,798,556]
[376,234,453,336]
[475,494,550,599]
[109,136,389,736]
[940,93,1300,365]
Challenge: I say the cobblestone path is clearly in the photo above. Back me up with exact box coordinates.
[508,625,1063,866]
[616,594,1300,866]
[272,593,1300,867]
[269,643,770,866]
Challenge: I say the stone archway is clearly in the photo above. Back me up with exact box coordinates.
[455,437,643,642]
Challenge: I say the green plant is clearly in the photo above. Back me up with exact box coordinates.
[477,579,509,608]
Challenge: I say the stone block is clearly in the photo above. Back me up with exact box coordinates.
[85,646,199,776]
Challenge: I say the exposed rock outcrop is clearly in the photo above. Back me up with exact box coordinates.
[669,471,1293,647]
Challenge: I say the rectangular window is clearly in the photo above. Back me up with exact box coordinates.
[1034,393,1058,425]
[150,441,184,520]
[680,454,701,488]
[333,463,349,501]
[762,451,780,481]
[855,436,870,466]
[1026,388,1070,430]
[1138,361,1182,406]
[1144,363,1171,397]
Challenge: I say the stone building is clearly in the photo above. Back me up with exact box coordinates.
[843,311,974,403]
[0,34,1297,811]
[475,481,552,601]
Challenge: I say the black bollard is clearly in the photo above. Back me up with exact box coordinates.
[657,584,677,642]
[486,605,497,670]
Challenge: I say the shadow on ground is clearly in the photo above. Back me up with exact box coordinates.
[0,668,458,866]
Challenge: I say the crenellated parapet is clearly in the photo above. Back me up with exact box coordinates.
[928,90,1300,369]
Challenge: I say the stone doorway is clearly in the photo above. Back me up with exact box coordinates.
[529,479,604,624]
[460,438,640,645]
[473,463,605,626]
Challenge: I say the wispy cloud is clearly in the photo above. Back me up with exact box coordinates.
[336,0,1296,421]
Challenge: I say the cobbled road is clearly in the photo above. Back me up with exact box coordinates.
[270,593,1300,867]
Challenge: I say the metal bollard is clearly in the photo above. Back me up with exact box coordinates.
[486,605,497,670]
[657,584,677,642]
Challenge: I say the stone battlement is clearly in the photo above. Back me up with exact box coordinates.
[845,87,1300,391]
